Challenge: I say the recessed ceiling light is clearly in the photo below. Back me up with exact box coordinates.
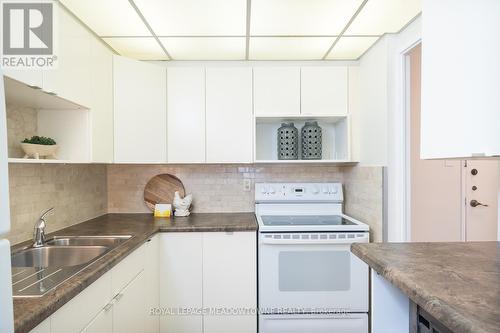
[251,0,364,36]
[60,0,150,36]
[160,37,245,60]
[135,0,247,36]
[250,37,335,60]
[326,36,380,59]
[346,0,421,35]
[103,37,169,60]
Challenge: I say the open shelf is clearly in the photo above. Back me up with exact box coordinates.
[255,115,351,163]
[8,158,92,164]
[5,77,92,163]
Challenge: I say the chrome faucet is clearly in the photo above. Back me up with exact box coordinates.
[33,207,54,247]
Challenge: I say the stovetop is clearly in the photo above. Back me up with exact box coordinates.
[261,215,357,226]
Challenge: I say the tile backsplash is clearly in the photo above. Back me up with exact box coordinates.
[6,103,37,158]
[108,164,384,241]
[7,164,107,245]
[7,161,383,244]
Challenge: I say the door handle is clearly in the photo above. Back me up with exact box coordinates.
[470,200,488,207]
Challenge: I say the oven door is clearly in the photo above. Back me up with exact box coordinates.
[259,313,368,333]
[258,233,369,313]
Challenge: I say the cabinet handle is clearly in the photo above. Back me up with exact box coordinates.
[114,293,124,301]
[27,85,41,90]
[104,302,113,312]
[45,91,57,96]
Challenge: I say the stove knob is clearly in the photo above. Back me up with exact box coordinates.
[312,186,320,194]
[322,187,329,194]
[331,186,338,194]
[269,187,276,194]
[260,187,267,194]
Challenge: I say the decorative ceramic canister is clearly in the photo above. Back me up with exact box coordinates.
[277,122,298,160]
[301,121,322,160]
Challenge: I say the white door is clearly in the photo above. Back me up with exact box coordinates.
[465,160,499,241]
[159,233,203,333]
[202,232,257,333]
[258,236,368,312]
[301,67,348,116]
[112,271,147,333]
[259,314,368,333]
[167,67,205,163]
[206,67,253,163]
[113,55,167,163]
[253,67,300,116]
[81,306,113,333]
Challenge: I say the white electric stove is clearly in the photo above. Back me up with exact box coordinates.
[256,182,370,333]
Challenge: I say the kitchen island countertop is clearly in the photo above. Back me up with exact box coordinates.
[351,241,500,333]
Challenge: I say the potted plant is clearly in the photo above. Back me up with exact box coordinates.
[20,136,58,159]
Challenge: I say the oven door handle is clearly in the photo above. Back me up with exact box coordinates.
[260,236,369,245]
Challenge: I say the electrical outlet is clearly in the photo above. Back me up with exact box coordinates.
[243,179,252,192]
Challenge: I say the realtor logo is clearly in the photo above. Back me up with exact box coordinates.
[1,1,57,69]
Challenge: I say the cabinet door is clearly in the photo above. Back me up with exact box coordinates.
[43,4,92,107]
[421,0,500,158]
[144,236,160,333]
[112,270,148,333]
[167,67,205,163]
[81,307,113,333]
[202,232,257,333]
[89,38,114,163]
[113,55,167,163]
[159,233,203,333]
[206,68,253,163]
[51,272,112,333]
[253,67,300,116]
[301,67,348,116]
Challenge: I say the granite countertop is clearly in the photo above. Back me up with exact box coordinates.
[13,212,257,333]
[351,242,500,333]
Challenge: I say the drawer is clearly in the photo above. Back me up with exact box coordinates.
[51,271,112,333]
[111,242,146,295]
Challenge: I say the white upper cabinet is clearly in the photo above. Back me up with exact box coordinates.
[113,55,167,163]
[167,67,206,163]
[421,0,500,159]
[301,67,348,116]
[43,4,92,107]
[253,67,300,116]
[206,67,253,163]
[89,39,114,163]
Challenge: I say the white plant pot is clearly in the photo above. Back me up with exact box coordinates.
[21,143,59,159]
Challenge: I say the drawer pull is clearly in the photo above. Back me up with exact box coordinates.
[104,302,113,312]
[114,293,124,301]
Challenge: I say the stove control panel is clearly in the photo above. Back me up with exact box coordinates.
[255,183,343,202]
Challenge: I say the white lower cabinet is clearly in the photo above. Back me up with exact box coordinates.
[159,232,257,333]
[81,306,113,333]
[32,235,159,333]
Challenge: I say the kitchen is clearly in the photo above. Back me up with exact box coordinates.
[0,0,499,333]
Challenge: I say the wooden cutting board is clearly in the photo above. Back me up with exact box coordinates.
[143,174,185,211]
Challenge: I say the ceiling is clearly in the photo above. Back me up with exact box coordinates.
[60,0,421,61]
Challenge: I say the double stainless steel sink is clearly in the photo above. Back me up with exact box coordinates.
[11,236,132,297]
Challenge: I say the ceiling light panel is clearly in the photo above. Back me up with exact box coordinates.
[160,37,245,60]
[134,0,247,36]
[60,0,150,36]
[250,37,334,60]
[251,0,364,36]
[346,0,421,35]
[326,36,379,59]
[103,37,169,60]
